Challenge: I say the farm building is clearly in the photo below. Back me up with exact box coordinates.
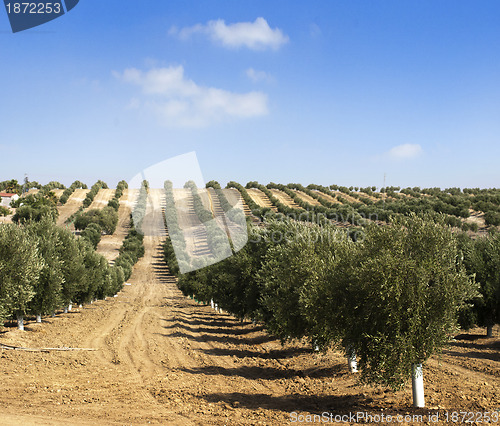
[0,192,19,207]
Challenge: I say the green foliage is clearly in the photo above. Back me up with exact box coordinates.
[82,180,108,208]
[341,215,477,389]
[27,219,65,316]
[459,232,500,333]
[484,211,500,226]
[226,181,269,218]
[0,224,43,325]
[107,180,128,211]
[0,179,22,194]
[163,180,190,274]
[0,206,11,216]
[81,223,102,249]
[175,213,477,391]
[59,180,87,205]
[115,220,144,281]
[74,207,118,235]
[12,192,59,224]
[132,180,149,233]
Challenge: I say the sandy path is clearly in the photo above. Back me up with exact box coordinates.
[87,189,115,210]
[56,188,90,226]
[96,189,137,263]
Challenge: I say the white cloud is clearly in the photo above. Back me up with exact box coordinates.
[114,66,268,127]
[387,143,423,160]
[246,68,272,83]
[171,17,289,51]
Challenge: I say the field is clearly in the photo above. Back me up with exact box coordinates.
[0,181,499,425]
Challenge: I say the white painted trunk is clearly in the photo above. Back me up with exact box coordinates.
[210,299,214,309]
[51,311,56,317]
[64,306,68,314]
[79,304,83,308]
[348,352,358,373]
[68,304,72,311]
[412,364,425,408]
[36,314,42,323]
[17,313,24,330]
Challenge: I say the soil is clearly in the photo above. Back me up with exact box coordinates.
[1,189,499,425]
[87,189,115,210]
[95,189,137,264]
[246,189,278,212]
[268,189,301,209]
[56,189,90,227]
[291,190,322,207]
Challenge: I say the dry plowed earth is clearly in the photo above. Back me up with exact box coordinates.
[1,189,499,425]
[56,189,90,226]
[96,189,137,263]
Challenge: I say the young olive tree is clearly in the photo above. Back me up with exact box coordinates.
[345,214,478,406]
[0,224,43,329]
[27,219,65,321]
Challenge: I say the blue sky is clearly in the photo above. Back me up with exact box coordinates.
[1,1,499,189]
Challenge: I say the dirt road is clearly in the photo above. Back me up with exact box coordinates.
[1,189,499,425]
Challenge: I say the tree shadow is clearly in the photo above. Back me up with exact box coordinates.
[179,363,346,381]
[201,346,312,359]
[163,330,275,346]
[199,391,365,413]
[442,349,500,363]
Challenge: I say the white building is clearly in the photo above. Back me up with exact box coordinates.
[0,192,19,207]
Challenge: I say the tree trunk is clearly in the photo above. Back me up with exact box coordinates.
[36,314,42,323]
[64,306,68,314]
[79,304,83,308]
[348,351,358,373]
[68,304,72,311]
[210,299,214,309]
[346,344,358,372]
[486,325,493,338]
[412,364,425,408]
[17,313,24,331]
[51,311,56,317]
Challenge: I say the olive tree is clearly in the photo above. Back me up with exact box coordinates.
[345,214,478,406]
[0,224,43,329]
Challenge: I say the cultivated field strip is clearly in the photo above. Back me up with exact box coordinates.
[96,189,137,263]
[311,189,341,204]
[56,188,90,226]
[172,188,211,257]
[246,188,278,212]
[291,189,322,206]
[87,188,116,210]
[268,188,301,209]
[226,188,252,217]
